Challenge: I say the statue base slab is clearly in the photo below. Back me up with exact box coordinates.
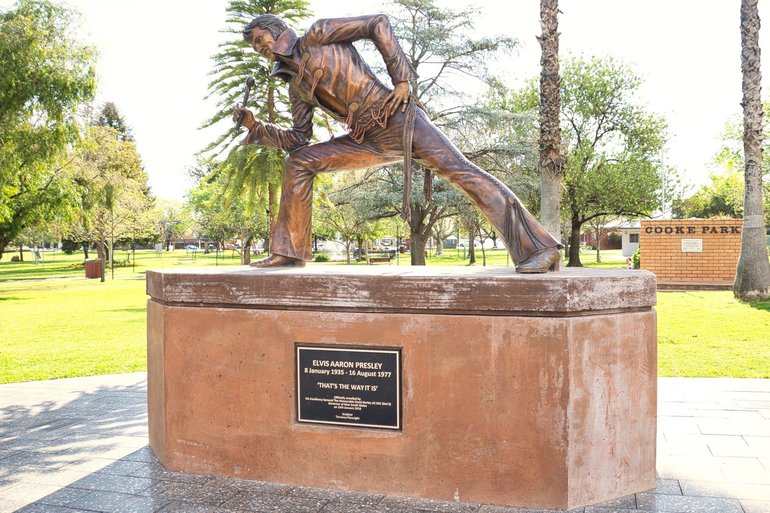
[146,266,657,509]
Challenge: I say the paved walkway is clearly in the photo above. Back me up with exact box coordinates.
[0,374,768,513]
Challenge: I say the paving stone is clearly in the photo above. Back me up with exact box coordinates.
[657,417,702,435]
[658,455,725,482]
[714,456,770,484]
[222,493,328,513]
[680,480,770,501]
[318,501,424,513]
[156,502,236,513]
[477,506,584,513]
[635,491,744,512]
[14,503,95,513]
[67,472,156,495]
[289,485,384,505]
[21,469,91,487]
[0,482,62,504]
[120,461,212,485]
[0,450,75,470]
[36,486,94,507]
[65,489,169,513]
[140,479,240,507]
[746,436,770,457]
[97,460,155,477]
[379,495,480,512]
[0,496,29,513]
[698,417,770,437]
[589,494,636,509]
[59,457,121,474]
[583,508,636,513]
[120,447,160,464]
[584,506,639,513]
[649,479,681,496]
[661,434,711,456]
[742,499,770,513]
[206,476,293,495]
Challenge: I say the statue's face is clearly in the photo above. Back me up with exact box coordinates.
[250,28,276,60]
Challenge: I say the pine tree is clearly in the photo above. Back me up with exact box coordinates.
[200,0,311,243]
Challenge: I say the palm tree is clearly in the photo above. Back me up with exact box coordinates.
[734,0,770,300]
[538,0,563,241]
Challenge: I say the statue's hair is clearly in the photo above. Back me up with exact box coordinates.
[243,14,288,41]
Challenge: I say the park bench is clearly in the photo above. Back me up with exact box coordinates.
[368,256,391,264]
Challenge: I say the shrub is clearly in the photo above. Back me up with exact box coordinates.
[313,253,330,262]
[61,239,82,255]
[632,247,641,269]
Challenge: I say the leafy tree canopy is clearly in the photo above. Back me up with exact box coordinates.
[0,0,96,257]
[199,0,311,209]
[502,56,668,266]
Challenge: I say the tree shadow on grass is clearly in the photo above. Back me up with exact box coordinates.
[104,307,146,314]
[748,298,770,312]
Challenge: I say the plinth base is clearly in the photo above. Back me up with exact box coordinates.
[146,266,657,509]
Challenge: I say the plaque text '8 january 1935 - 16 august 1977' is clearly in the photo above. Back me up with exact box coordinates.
[296,345,401,430]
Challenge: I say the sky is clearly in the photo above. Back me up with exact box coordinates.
[4,0,769,200]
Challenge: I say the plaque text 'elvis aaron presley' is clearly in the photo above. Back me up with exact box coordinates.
[296,346,401,430]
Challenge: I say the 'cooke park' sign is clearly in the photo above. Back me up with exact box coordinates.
[639,219,742,284]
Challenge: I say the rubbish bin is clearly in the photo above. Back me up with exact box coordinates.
[84,259,102,279]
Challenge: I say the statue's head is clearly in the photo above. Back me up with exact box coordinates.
[243,14,288,60]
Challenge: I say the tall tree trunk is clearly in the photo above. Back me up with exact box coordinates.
[735,0,770,300]
[82,243,89,259]
[538,0,563,240]
[410,231,427,265]
[561,218,571,258]
[0,237,10,260]
[467,225,477,265]
[408,205,429,266]
[241,235,254,265]
[19,246,24,262]
[595,224,602,263]
[567,217,583,267]
[480,232,487,266]
[96,240,107,282]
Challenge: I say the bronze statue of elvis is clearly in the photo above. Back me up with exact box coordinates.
[235,14,561,272]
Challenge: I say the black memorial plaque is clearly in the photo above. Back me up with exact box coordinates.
[296,345,401,430]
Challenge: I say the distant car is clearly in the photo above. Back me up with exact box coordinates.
[185,245,198,251]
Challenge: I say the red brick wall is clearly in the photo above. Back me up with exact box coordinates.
[640,219,742,282]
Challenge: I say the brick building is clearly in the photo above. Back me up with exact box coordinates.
[639,219,742,285]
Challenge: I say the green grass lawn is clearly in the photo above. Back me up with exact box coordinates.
[342,246,627,268]
[1,247,767,382]
[657,291,770,377]
[0,247,244,282]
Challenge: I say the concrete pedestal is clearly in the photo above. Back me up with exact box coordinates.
[146,266,657,510]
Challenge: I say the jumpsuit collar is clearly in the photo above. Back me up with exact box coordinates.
[269,28,299,81]
[272,28,298,57]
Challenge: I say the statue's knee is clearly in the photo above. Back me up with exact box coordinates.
[283,152,313,179]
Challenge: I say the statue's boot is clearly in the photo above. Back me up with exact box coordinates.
[515,247,561,274]
[250,254,306,268]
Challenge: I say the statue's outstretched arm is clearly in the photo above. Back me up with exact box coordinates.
[241,87,314,151]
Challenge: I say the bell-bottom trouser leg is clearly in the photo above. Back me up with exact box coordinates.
[270,109,559,263]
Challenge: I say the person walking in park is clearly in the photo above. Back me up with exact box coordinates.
[235,13,561,272]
